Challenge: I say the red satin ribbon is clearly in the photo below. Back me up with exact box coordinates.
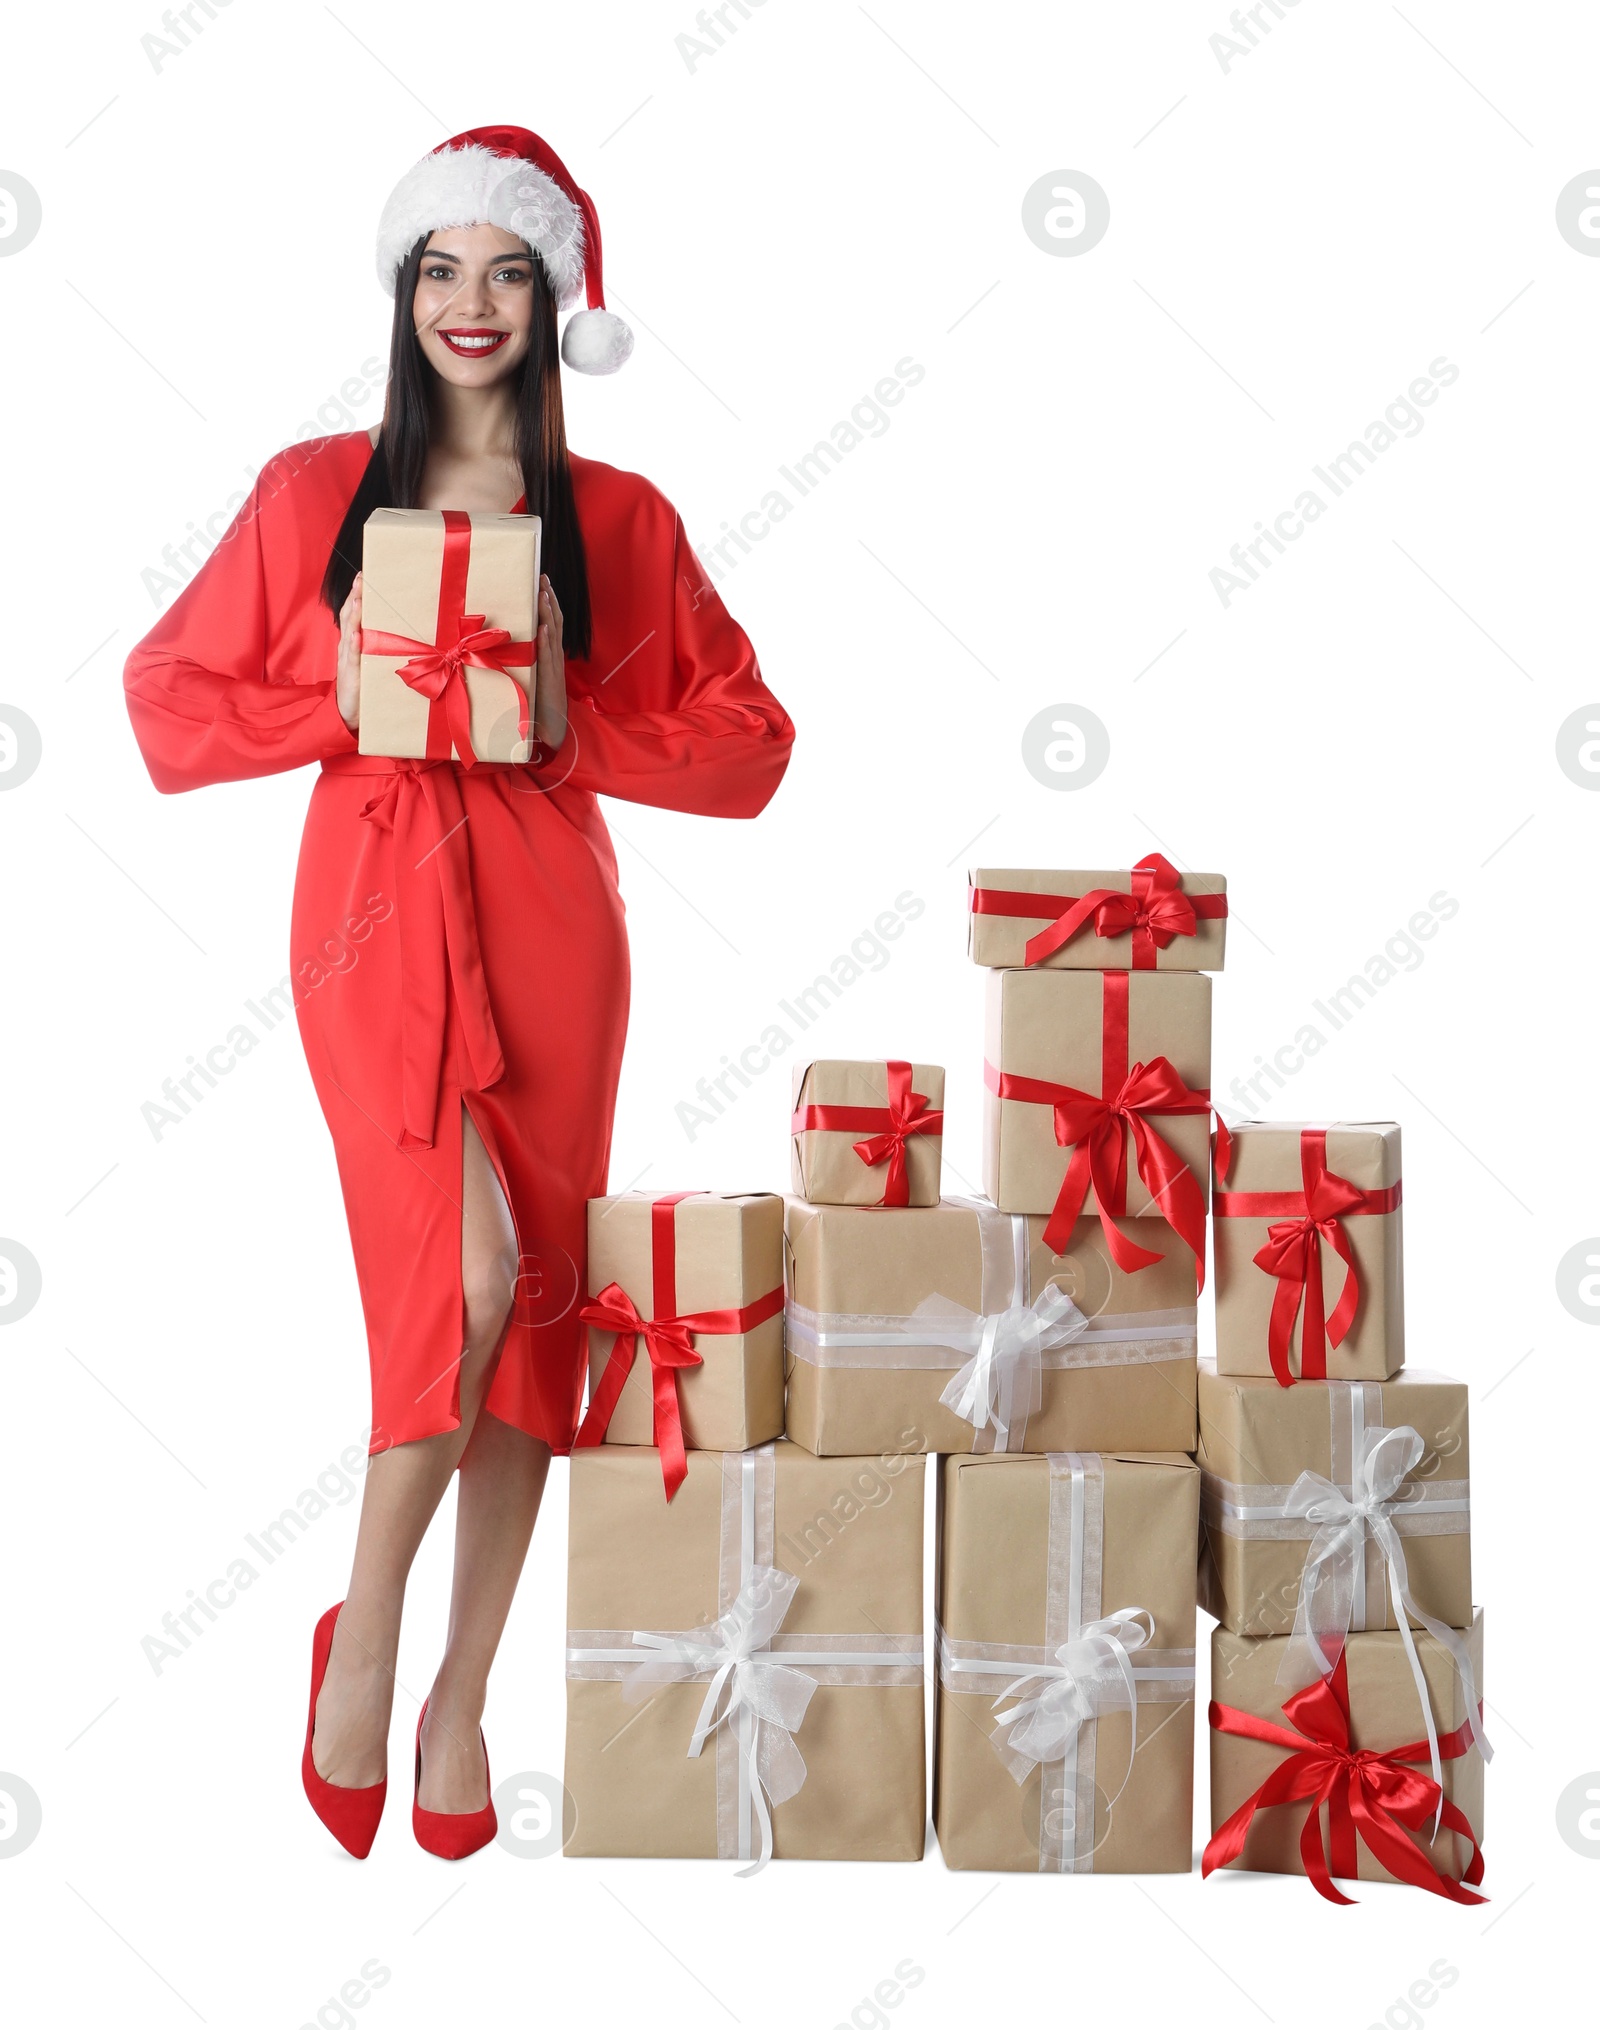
[983,972,1212,1288]
[790,1060,944,1206]
[1214,1128,1402,1386]
[969,852,1227,968]
[360,510,533,767]
[573,1193,784,1499]
[1203,1654,1486,1906]
[338,756,504,1151]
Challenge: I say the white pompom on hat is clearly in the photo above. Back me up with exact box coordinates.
[375,124,633,376]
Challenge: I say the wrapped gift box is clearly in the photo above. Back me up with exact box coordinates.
[983,967,1212,1262]
[785,1197,1198,1456]
[934,1450,1199,1873]
[359,507,540,764]
[577,1193,784,1495]
[969,855,1228,971]
[790,1059,944,1207]
[564,1442,925,1864]
[1197,1361,1471,1641]
[1214,1122,1404,1383]
[1207,1615,1486,1900]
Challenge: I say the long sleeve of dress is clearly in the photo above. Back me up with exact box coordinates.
[549,482,794,817]
[124,458,358,794]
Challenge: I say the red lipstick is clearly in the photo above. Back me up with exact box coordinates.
[437,327,510,358]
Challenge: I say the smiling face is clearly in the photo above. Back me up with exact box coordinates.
[411,223,541,386]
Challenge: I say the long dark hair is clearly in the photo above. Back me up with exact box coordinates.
[322,234,592,659]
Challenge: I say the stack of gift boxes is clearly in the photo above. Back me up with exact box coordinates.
[559,854,1488,1897]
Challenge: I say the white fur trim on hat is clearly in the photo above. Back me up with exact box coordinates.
[375,142,586,306]
[560,308,634,376]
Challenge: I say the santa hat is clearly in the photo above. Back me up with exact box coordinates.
[375,124,633,376]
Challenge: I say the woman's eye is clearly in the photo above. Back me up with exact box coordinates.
[424,265,453,280]
[495,268,532,284]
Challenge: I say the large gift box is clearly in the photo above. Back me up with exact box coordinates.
[969,854,1228,971]
[575,1192,784,1498]
[1214,1121,1403,1383]
[934,1451,1199,1873]
[563,1442,925,1866]
[785,1197,1198,1455]
[790,1059,944,1207]
[983,967,1212,1269]
[359,507,540,765]
[1206,1616,1487,1902]
[1197,1361,1470,1644]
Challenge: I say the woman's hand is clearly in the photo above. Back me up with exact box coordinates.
[532,572,568,753]
[336,572,363,733]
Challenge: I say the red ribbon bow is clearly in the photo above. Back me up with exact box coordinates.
[360,509,533,767]
[1203,1654,1486,1906]
[573,1194,784,1499]
[1214,1128,1402,1386]
[970,852,1227,968]
[790,1060,944,1206]
[984,972,1213,1288]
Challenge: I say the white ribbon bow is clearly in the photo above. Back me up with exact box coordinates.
[1280,1424,1491,1820]
[932,1281,1088,1448]
[989,1606,1155,1817]
[623,1566,816,1875]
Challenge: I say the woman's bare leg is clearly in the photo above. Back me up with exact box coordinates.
[310,1110,518,1788]
[417,1413,552,1812]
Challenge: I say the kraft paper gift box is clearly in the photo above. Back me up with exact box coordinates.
[784,1196,1198,1456]
[1196,1361,1471,1642]
[968,854,1228,971]
[576,1193,784,1496]
[789,1059,944,1207]
[933,1450,1199,1873]
[358,507,540,764]
[1207,1614,1487,1899]
[1214,1121,1403,1383]
[982,967,1212,1261]
[563,1441,925,1865]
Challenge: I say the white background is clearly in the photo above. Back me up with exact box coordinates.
[1,1,1595,2023]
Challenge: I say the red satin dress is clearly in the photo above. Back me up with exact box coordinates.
[125,433,794,1453]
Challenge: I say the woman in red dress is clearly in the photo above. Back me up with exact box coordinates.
[123,126,793,1859]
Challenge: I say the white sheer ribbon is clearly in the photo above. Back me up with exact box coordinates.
[564,1446,923,1874]
[933,1282,1086,1449]
[1278,1423,1492,1810]
[623,1566,816,1876]
[989,1607,1154,1802]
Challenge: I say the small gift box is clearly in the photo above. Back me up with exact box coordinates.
[969,853,1228,971]
[1206,1616,1488,1903]
[575,1192,784,1499]
[564,1442,925,1867]
[1214,1122,1403,1383]
[934,1450,1199,1872]
[784,1197,1198,1456]
[983,967,1213,1274]
[1197,1361,1472,1643]
[358,507,540,765]
[789,1059,944,1207]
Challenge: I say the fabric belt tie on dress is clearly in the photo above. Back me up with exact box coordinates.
[322,754,504,1150]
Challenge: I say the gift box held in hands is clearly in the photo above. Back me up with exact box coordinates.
[790,1059,944,1207]
[574,1192,784,1499]
[358,507,540,764]
[563,1442,925,1866]
[934,1450,1199,1873]
[1214,1122,1403,1383]
[784,1197,1198,1456]
[968,853,1228,971]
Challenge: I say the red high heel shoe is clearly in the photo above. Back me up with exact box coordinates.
[301,1602,388,1858]
[413,1699,497,1859]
